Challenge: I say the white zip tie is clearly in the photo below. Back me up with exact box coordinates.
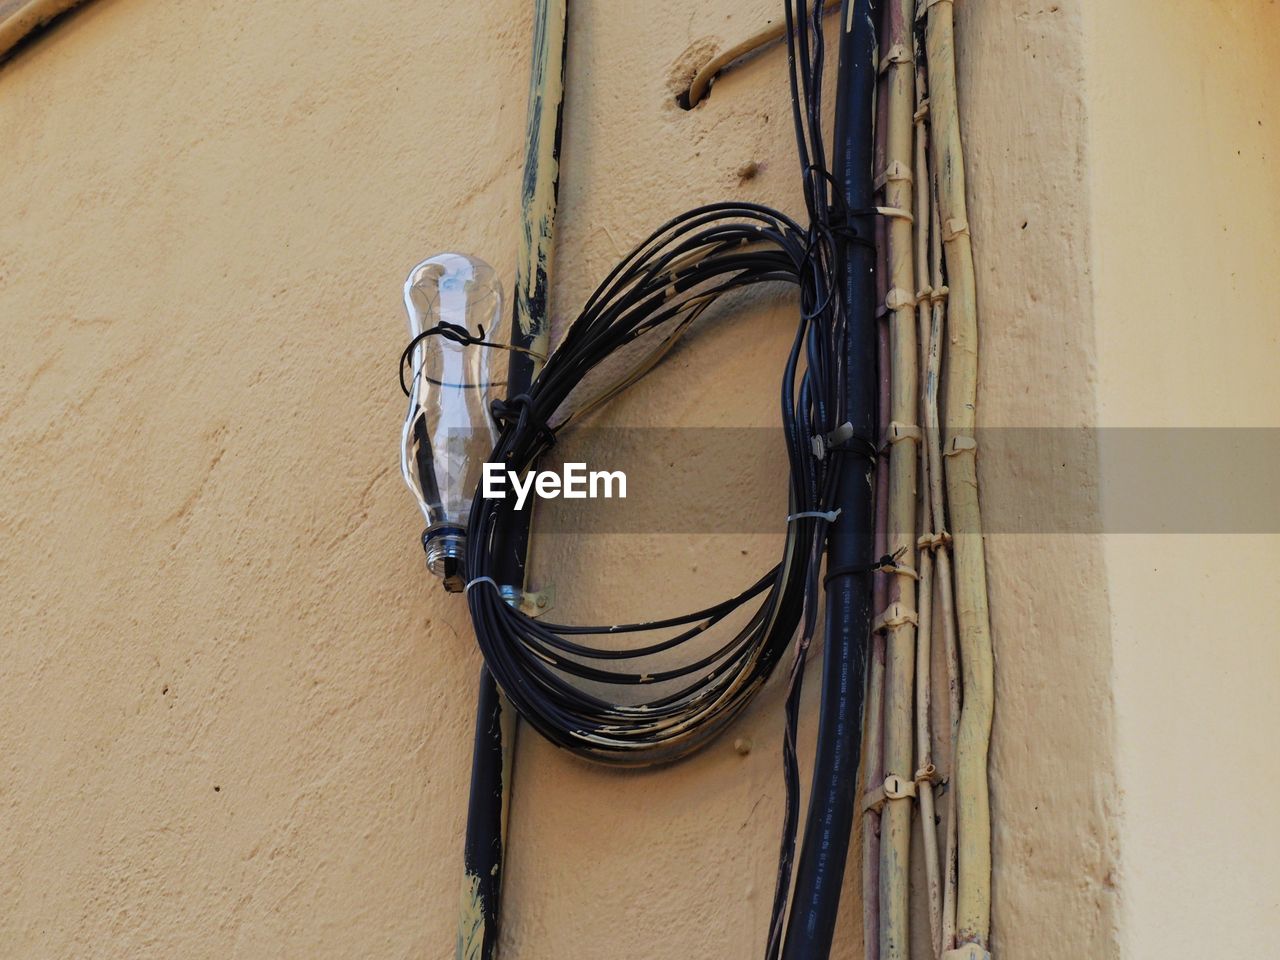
[943,435,979,457]
[917,530,953,550]
[811,421,855,459]
[873,601,919,633]
[786,508,842,524]
[915,762,941,785]
[874,160,913,191]
[877,42,913,75]
[880,562,920,581]
[465,576,500,595]
[863,773,918,813]
[885,421,923,445]
[873,205,915,223]
[883,287,917,312]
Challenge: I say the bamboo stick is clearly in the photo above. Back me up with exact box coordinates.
[929,168,963,957]
[861,39,894,960]
[912,52,944,957]
[924,2,995,956]
[457,4,567,959]
[876,1,919,957]
[862,206,890,960]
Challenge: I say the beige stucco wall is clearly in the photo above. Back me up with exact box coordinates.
[6,0,1269,957]
[1085,1,1280,955]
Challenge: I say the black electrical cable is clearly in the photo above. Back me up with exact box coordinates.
[407,2,879,956]
[781,2,877,957]
[464,204,828,766]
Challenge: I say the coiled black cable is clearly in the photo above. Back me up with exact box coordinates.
[441,3,876,956]
[464,203,836,765]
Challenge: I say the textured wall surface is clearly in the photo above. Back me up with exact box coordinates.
[1086,1,1280,955]
[956,5,1120,958]
[1,2,1122,958]
[0,1,88,59]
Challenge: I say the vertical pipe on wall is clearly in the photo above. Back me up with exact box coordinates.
[863,25,892,960]
[456,3,567,959]
[911,47,944,957]
[924,2,995,956]
[875,0,919,957]
[927,159,963,958]
[863,216,890,960]
[457,671,515,960]
[780,2,877,957]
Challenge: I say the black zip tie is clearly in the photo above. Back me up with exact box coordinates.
[825,431,879,462]
[803,165,876,252]
[829,222,876,251]
[822,547,906,587]
[490,393,557,450]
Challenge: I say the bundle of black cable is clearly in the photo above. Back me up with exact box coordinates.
[464,202,841,765]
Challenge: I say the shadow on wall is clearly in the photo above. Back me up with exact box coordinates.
[0,0,96,63]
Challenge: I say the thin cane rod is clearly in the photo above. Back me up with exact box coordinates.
[862,238,890,960]
[876,0,919,957]
[924,1,995,954]
[861,79,893,960]
[927,159,962,956]
[915,472,943,956]
[456,3,567,959]
[911,50,944,957]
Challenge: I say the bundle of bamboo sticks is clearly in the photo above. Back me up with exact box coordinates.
[860,2,994,958]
